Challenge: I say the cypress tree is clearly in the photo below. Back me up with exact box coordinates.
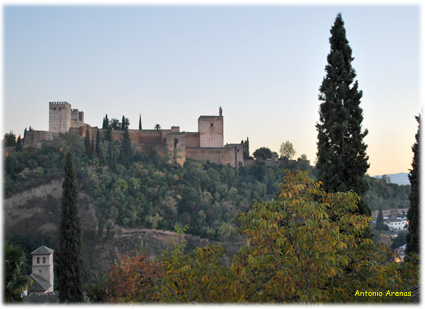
[375,205,387,231]
[91,133,95,159]
[121,115,125,130]
[96,129,101,159]
[139,114,142,130]
[120,125,132,169]
[84,125,91,158]
[102,114,109,130]
[406,115,420,256]
[316,13,370,215]
[15,136,22,152]
[243,137,250,159]
[109,141,113,170]
[58,153,83,302]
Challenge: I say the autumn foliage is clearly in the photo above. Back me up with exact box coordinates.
[107,252,163,303]
[88,171,418,304]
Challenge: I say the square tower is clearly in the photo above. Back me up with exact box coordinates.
[49,101,72,133]
[30,246,54,294]
[198,107,223,148]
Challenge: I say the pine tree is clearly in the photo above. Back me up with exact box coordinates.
[58,153,83,302]
[316,13,370,216]
[139,114,142,130]
[406,115,420,256]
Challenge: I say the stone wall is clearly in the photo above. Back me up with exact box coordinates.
[186,144,243,167]
[185,132,200,147]
[23,131,54,148]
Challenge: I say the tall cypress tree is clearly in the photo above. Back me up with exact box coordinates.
[91,133,95,159]
[406,115,420,256]
[375,205,387,230]
[120,125,132,169]
[84,125,91,158]
[316,13,370,215]
[96,129,101,159]
[15,136,22,152]
[139,114,142,130]
[58,153,83,302]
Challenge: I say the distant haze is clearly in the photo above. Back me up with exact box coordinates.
[372,173,410,186]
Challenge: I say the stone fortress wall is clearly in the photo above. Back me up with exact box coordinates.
[24,102,244,167]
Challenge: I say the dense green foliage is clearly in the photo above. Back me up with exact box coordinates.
[316,13,370,216]
[4,242,33,302]
[86,171,419,304]
[3,132,292,241]
[253,147,273,160]
[3,131,17,147]
[364,176,410,211]
[4,132,410,242]
[58,153,84,303]
[406,115,420,256]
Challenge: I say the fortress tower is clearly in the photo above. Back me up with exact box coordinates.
[198,106,224,148]
[49,101,72,133]
[49,101,85,133]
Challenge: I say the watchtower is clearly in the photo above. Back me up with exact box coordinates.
[30,246,54,294]
[198,107,224,148]
[49,101,72,133]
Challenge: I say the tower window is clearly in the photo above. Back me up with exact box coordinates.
[39,269,42,273]
[174,138,178,148]
[210,123,213,127]
[54,108,56,110]
[37,257,40,264]
[43,257,46,263]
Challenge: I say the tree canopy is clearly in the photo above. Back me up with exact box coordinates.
[316,13,370,216]
[253,147,273,160]
[406,115,420,256]
[58,153,83,302]
[279,141,296,159]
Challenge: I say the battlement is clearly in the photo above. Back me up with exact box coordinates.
[49,101,70,105]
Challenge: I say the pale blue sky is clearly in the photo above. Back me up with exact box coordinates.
[2,4,421,175]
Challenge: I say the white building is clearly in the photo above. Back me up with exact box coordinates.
[384,218,408,231]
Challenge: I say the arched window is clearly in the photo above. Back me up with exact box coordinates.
[43,257,46,263]
[37,257,40,264]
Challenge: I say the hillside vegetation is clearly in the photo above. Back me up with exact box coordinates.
[4,132,410,241]
[5,133,309,242]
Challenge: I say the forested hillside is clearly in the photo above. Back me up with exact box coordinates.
[4,131,410,241]
[4,132,310,241]
[365,176,410,211]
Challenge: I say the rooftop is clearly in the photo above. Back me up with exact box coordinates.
[31,246,54,255]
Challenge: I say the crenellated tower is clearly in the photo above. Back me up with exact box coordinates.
[49,101,84,133]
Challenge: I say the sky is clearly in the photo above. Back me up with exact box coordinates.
[2,2,422,176]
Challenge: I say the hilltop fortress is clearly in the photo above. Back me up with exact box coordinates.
[23,102,244,167]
